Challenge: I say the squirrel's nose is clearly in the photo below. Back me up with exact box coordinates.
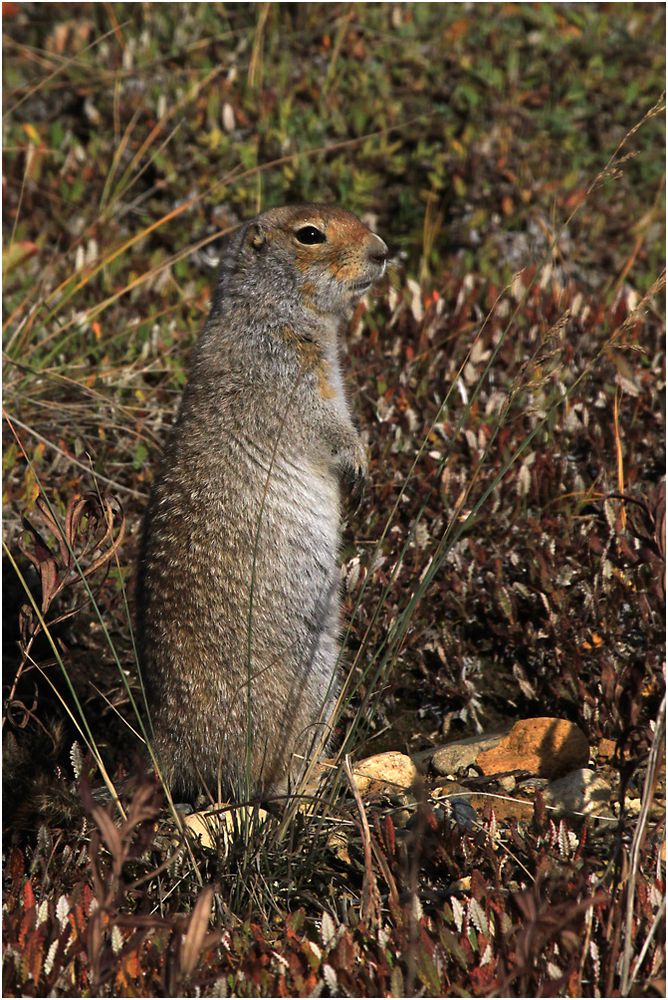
[367,233,388,266]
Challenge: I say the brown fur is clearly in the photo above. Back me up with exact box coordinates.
[136,204,387,800]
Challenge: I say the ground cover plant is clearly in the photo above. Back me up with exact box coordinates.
[2,3,666,996]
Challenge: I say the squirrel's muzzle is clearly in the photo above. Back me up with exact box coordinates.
[366,233,388,282]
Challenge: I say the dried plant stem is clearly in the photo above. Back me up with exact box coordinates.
[3,23,127,118]
[627,895,666,993]
[2,544,125,817]
[344,755,381,927]
[4,415,203,880]
[613,387,627,531]
[620,692,666,995]
[247,3,271,88]
[4,411,148,499]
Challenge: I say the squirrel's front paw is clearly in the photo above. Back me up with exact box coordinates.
[336,439,367,508]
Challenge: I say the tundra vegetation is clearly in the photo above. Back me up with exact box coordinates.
[2,3,665,997]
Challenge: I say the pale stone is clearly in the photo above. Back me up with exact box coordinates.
[432,733,503,776]
[183,804,268,849]
[498,775,517,793]
[326,829,351,864]
[545,768,612,816]
[351,751,418,795]
[431,780,470,799]
[184,811,220,849]
[476,718,590,779]
[596,738,617,762]
[449,875,471,892]
[518,777,549,792]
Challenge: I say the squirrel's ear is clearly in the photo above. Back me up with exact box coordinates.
[247,222,267,252]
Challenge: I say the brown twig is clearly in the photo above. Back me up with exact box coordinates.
[619,692,666,995]
[344,755,381,928]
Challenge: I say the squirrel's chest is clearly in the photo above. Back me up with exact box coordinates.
[246,462,341,592]
[266,458,340,536]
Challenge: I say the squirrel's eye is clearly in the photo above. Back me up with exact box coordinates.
[295,225,326,245]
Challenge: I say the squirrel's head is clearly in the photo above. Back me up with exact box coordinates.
[220,204,388,324]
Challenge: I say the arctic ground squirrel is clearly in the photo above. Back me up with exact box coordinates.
[137,204,388,800]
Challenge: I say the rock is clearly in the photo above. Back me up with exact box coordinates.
[545,768,612,817]
[184,810,221,850]
[433,781,532,825]
[430,787,480,828]
[449,875,471,892]
[183,804,268,849]
[498,775,517,792]
[518,775,549,789]
[468,792,534,823]
[448,797,478,829]
[326,828,351,865]
[432,720,590,781]
[476,718,590,779]
[432,733,503,776]
[596,737,617,762]
[352,751,418,795]
[391,791,417,828]
[432,780,470,798]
